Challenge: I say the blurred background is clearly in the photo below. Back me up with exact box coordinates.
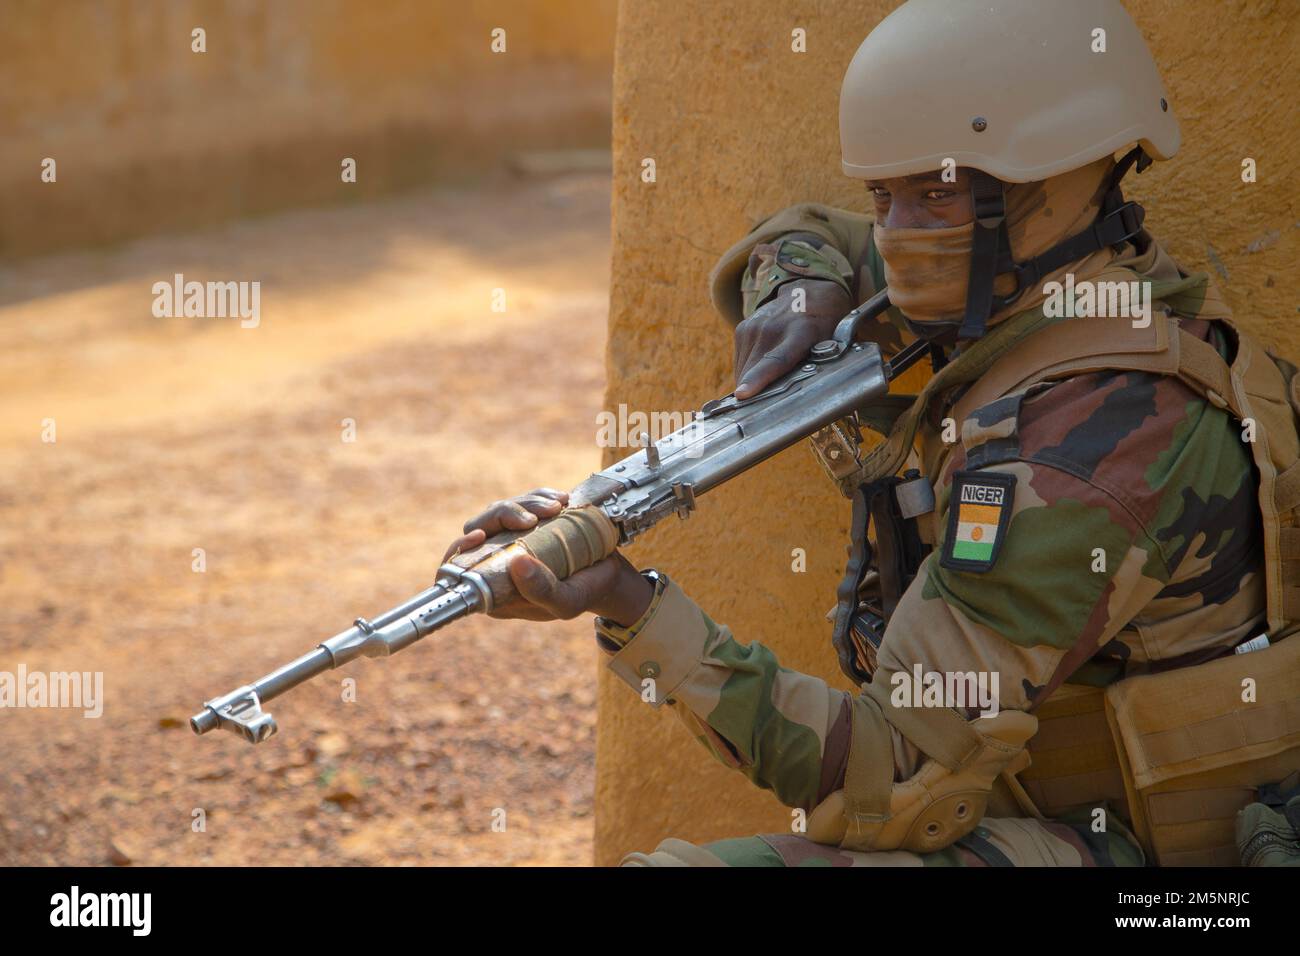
[0,0,618,865]
[1,0,615,254]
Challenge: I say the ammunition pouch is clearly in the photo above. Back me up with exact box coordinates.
[1012,633,1300,866]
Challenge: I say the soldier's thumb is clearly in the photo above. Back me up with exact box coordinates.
[509,553,562,609]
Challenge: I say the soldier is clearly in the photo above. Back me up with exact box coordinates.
[446,0,1297,866]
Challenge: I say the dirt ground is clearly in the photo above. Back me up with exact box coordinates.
[0,172,614,865]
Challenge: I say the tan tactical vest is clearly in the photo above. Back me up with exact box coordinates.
[815,268,1300,865]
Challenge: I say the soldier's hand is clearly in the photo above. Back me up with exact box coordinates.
[734,278,851,399]
[442,490,654,626]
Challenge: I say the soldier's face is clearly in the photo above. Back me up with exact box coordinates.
[865,168,975,229]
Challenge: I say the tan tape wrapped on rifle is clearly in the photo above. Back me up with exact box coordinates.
[446,505,619,607]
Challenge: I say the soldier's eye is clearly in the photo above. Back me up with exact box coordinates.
[868,186,891,200]
[925,190,955,201]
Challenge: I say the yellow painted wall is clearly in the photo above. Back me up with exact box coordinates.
[0,0,616,256]
[597,0,1299,864]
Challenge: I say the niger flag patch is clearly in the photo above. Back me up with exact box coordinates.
[940,471,1016,573]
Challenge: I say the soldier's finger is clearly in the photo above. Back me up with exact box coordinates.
[734,320,759,386]
[516,494,566,517]
[562,558,625,611]
[508,554,572,617]
[736,348,797,399]
[441,528,486,564]
[464,499,538,534]
[509,554,614,619]
[527,488,570,504]
[737,323,824,399]
[487,599,559,622]
[736,320,785,390]
[734,301,785,385]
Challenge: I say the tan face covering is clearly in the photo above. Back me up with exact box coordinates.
[873,155,1119,331]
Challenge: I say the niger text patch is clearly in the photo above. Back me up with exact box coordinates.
[940,471,1016,573]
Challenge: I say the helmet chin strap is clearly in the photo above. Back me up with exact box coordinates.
[956,146,1152,342]
[956,170,1011,341]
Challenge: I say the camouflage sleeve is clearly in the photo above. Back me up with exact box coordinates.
[707,202,876,326]
[879,365,1262,754]
[739,233,855,319]
[595,573,856,811]
[707,201,915,357]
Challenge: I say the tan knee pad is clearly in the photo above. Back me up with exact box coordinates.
[808,707,1039,854]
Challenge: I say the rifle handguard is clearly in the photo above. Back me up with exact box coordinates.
[447,505,620,606]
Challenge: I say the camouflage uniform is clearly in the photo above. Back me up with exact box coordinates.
[597,203,1265,867]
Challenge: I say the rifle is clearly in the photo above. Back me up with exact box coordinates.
[191,292,923,743]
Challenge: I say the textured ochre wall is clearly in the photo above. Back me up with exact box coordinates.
[597,0,1299,863]
[0,0,615,256]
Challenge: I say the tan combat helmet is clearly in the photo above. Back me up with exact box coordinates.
[839,0,1181,340]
